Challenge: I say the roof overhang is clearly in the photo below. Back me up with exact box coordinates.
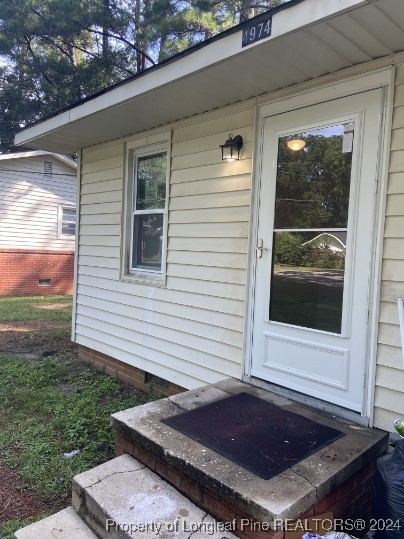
[15,0,404,154]
[0,150,77,168]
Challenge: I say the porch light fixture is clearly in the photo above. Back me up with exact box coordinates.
[220,134,243,161]
[287,139,305,151]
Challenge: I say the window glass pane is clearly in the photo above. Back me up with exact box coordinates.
[62,223,76,235]
[136,152,167,210]
[269,231,346,333]
[62,208,76,222]
[132,214,164,270]
[61,207,76,235]
[274,124,354,229]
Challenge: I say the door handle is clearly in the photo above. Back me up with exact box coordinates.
[257,239,263,258]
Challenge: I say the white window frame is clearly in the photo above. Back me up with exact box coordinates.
[58,204,76,239]
[122,134,170,286]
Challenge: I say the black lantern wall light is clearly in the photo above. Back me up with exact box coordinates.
[220,134,243,161]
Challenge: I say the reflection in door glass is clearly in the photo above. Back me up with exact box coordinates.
[274,124,353,229]
[270,231,346,333]
[269,124,354,333]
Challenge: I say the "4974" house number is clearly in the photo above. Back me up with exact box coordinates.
[242,15,272,48]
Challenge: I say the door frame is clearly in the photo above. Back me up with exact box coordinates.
[243,67,394,425]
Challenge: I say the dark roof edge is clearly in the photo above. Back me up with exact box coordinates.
[17,0,305,134]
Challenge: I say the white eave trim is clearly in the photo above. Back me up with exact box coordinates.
[0,150,76,168]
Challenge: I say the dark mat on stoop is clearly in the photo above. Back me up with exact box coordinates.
[162,392,344,480]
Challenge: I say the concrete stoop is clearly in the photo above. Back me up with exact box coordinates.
[111,380,389,539]
[14,454,237,539]
[15,380,389,539]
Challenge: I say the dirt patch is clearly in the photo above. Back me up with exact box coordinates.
[0,321,65,333]
[0,463,63,523]
[0,321,75,358]
[33,303,70,310]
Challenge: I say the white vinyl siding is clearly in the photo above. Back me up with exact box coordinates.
[373,63,404,431]
[0,156,76,250]
[74,61,404,426]
[75,105,254,389]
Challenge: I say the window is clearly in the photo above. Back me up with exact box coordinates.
[58,205,76,237]
[131,150,167,272]
[124,138,169,283]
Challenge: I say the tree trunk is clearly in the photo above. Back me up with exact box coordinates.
[134,0,143,71]
[102,0,110,58]
[239,0,255,22]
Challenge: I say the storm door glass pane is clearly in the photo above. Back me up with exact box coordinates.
[269,123,354,333]
[132,214,164,270]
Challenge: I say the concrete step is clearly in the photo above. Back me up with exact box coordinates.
[111,379,389,530]
[72,453,238,539]
[14,506,98,539]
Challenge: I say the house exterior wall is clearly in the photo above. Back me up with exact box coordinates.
[0,249,75,295]
[76,104,254,390]
[0,155,76,250]
[75,59,404,432]
[373,64,404,430]
[0,155,76,296]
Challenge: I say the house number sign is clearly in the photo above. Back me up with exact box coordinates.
[242,15,272,47]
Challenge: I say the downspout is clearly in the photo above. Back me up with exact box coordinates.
[71,149,81,343]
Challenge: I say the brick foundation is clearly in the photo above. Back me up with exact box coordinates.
[115,431,376,539]
[78,345,186,397]
[0,249,74,296]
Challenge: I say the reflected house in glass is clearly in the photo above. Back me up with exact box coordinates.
[302,232,347,254]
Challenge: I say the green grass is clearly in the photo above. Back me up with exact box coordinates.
[0,295,73,322]
[0,519,33,539]
[0,352,153,500]
[0,295,157,537]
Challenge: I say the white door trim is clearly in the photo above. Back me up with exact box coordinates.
[243,67,394,424]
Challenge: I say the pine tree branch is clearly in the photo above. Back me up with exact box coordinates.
[71,41,138,76]
[44,35,136,76]
[22,34,53,86]
[43,37,74,62]
[68,18,156,67]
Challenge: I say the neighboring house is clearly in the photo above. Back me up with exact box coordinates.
[15,0,404,433]
[0,151,77,296]
[303,232,347,253]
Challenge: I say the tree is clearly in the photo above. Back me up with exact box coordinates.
[275,133,352,230]
[0,0,290,153]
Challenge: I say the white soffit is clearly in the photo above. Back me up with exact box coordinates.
[15,0,404,154]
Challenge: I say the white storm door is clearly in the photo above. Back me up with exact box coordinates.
[250,90,383,413]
